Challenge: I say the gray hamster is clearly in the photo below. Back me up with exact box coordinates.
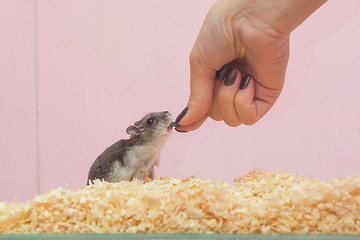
[87,111,173,185]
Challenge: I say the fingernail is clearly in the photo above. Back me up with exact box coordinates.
[170,122,180,127]
[175,106,188,123]
[240,75,251,89]
[215,64,230,81]
[224,68,237,86]
[175,128,189,133]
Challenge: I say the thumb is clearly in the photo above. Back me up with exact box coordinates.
[175,53,216,131]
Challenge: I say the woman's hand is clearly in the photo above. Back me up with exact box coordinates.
[174,0,327,131]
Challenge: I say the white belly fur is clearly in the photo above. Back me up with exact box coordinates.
[108,138,167,182]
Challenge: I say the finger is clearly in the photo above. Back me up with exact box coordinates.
[175,52,215,127]
[176,6,236,128]
[207,78,223,121]
[217,67,243,127]
[175,115,208,132]
[233,75,257,125]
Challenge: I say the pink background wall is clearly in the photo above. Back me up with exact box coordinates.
[1,0,359,202]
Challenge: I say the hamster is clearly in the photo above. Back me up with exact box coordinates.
[87,111,173,185]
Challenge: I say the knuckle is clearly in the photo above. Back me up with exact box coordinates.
[188,89,210,110]
[242,118,257,126]
[189,51,199,67]
[234,101,258,126]
[224,119,241,127]
[239,110,258,125]
[208,111,223,122]
[241,110,259,125]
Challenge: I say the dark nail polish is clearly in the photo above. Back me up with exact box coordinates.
[240,75,251,89]
[175,106,188,123]
[170,122,180,127]
[224,68,237,86]
[215,64,230,80]
[175,128,189,133]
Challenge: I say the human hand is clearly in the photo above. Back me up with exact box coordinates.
[174,0,327,131]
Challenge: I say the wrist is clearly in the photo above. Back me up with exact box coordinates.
[229,0,327,34]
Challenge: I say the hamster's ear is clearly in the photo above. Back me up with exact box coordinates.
[126,125,140,136]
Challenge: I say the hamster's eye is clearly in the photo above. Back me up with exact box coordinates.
[147,117,154,126]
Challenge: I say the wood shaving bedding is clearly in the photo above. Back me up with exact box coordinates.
[1,170,360,234]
